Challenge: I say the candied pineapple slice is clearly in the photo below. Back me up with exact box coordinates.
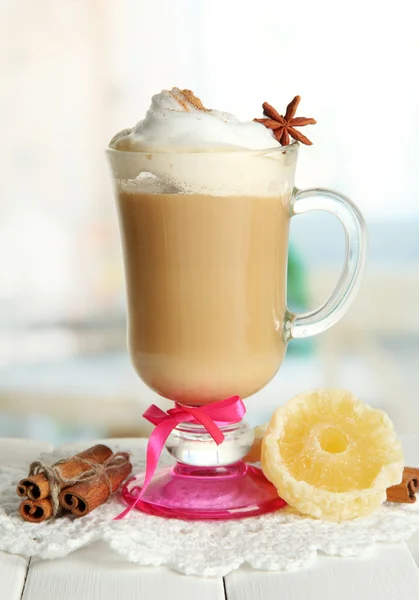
[262,389,404,521]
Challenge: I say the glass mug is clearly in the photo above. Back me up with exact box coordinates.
[107,143,367,519]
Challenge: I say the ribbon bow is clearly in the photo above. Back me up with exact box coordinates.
[115,395,246,519]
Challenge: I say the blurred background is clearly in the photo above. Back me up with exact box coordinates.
[1,0,419,444]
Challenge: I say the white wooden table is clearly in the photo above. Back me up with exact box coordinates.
[2,437,419,600]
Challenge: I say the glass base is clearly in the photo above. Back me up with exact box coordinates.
[121,461,286,520]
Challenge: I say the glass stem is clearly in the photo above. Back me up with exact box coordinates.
[165,419,254,467]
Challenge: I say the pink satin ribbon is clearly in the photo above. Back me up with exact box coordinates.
[115,395,246,519]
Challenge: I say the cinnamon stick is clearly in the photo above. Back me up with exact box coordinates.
[17,472,50,500]
[244,438,264,463]
[59,453,132,516]
[19,498,53,523]
[243,423,268,463]
[387,467,419,503]
[17,444,113,500]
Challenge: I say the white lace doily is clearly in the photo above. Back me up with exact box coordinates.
[1,441,419,577]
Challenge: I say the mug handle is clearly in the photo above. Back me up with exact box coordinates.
[284,187,367,342]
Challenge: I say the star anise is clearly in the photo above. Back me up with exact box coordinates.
[254,96,316,146]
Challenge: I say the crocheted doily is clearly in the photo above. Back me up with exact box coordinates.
[1,440,419,577]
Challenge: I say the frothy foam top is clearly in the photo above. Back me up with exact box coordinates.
[108,88,296,196]
[109,88,280,152]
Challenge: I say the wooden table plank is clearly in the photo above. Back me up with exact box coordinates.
[0,553,30,600]
[0,439,53,600]
[22,541,225,600]
[225,544,419,600]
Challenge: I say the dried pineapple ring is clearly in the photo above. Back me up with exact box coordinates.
[261,389,404,521]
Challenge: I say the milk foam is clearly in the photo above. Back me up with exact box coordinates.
[110,88,280,152]
[108,88,297,196]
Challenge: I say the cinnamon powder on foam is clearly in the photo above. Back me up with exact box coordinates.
[169,89,208,112]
